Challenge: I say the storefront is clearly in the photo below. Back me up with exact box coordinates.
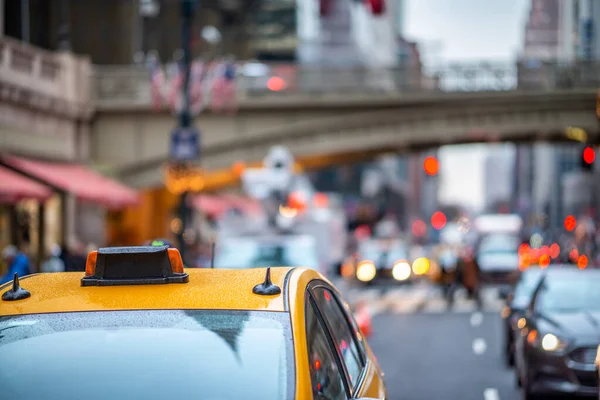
[0,154,139,267]
[0,163,53,269]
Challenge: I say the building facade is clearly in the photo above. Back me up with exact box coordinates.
[484,145,516,213]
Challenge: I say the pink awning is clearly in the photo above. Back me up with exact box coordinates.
[0,155,139,209]
[191,195,229,217]
[0,165,52,204]
[191,194,262,218]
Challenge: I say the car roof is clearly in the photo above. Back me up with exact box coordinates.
[0,267,323,317]
[541,267,600,279]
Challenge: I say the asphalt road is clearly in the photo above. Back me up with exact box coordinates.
[368,311,520,400]
[335,281,520,400]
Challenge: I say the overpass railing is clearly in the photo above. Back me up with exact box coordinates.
[0,36,92,116]
[93,61,600,109]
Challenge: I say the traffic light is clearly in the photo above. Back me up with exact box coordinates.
[423,157,439,176]
[581,146,595,171]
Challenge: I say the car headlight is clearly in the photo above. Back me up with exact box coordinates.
[527,330,569,352]
[392,261,411,281]
[356,261,376,282]
[412,257,430,275]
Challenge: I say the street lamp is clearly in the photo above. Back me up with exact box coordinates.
[172,0,200,262]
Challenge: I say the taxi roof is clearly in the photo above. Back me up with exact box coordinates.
[0,267,321,317]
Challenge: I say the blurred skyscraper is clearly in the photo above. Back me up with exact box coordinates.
[297,0,410,67]
[484,145,515,213]
[522,0,560,61]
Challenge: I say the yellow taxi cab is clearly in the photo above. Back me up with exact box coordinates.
[0,245,386,400]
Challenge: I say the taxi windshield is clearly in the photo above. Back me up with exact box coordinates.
[215,236,319,269]
[0,310,294,400]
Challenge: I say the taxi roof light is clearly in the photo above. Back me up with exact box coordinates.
[81,245,189,287]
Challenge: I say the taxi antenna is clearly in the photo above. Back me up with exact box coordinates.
[252,267,281,296]
[210,239,216,269]
[2,273,31,301]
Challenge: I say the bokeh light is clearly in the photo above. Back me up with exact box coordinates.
[423,157,439,176]
[431,212,447,230]
[564,215,576,232]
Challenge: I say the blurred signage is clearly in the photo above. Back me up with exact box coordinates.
[169,127,200,161]
[581,19,594,60]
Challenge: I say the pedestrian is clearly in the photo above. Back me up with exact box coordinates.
[0,245,31,284]
[65,239,87,272]
[41,244,65,273]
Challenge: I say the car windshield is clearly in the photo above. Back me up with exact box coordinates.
[0,310,294,400]
[513,270,544,303]
[359,241,409,262]
[478,234,519,255]
[215,236,319,269]
[536,273,600,313]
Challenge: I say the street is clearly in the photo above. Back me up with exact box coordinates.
[341,283,520,400]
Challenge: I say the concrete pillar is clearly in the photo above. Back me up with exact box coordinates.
[21,0,30,42]
[58,0,70,51]
[0,0,4,36]
[36,203,45,272]
[60,192,76,247]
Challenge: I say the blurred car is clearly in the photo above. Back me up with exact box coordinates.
[0,245,387,399]
[213,234,324,273]
[515,268,600,399]
[475,232,521,285]
[353,238,415,285]
[500,266,548,366]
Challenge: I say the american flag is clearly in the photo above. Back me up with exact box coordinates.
[150,61,166,110]
[167,61,184,108]
[210,61,237,113]
[190,60,205,113]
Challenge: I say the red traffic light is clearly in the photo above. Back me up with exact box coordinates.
[412,219,427,237]
[583,146,595,164]
[564,215,576,232]
[423,157,439,176]
[431,211,447,230]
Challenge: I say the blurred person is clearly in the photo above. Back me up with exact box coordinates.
[41,244,65,273]
[65,239,86,272]
[0,244,31,284]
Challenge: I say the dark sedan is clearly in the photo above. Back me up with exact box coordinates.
[515,269,600,399]
[500,267,546,366]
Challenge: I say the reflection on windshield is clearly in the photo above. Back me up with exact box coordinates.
[215,236,319,269]
[0,310,294,400]
[537,276,600,313]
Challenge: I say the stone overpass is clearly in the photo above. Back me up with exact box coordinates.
[90,62,599,189]
[0,35,598,191]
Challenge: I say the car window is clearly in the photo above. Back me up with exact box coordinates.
[478,234,519,254]
[0,310,294,400]
[306,300,347,400]
[313,287,364,387]
[215,236,319,269]
[513,270,543,303]
[535,274,600,313]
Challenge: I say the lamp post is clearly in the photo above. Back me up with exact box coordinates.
[175,0,197,261]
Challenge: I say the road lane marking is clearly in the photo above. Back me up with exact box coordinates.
[472,338,487,355]
[483,388,499,400]
[470,311,484,327]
